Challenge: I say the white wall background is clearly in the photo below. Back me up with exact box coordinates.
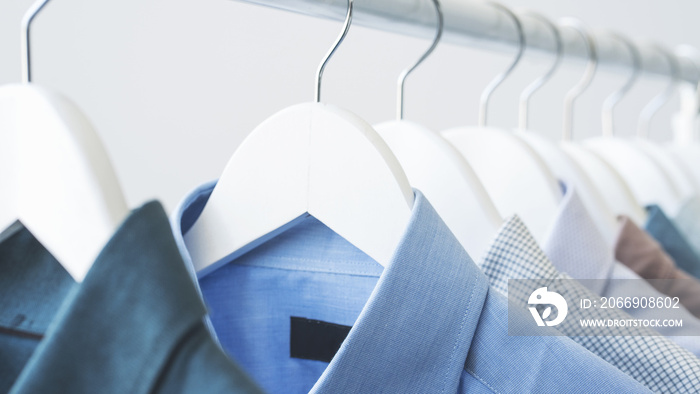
[1,0,698,212]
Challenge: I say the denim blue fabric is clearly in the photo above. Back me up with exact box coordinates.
[0,202,262,394]
[674,196,700,275]
[646,205,700,279]
[0,221,75,393]
[174,182,651,394]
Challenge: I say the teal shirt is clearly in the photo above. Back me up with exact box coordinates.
[647,204,700,280]
[0,202,262,394]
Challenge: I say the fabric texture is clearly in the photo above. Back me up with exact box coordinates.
[0,221,75,393]
[646,204,700,280]
[173,182,650,394]
[541,185,700,355]
[481,215,700,393]
[674,196,700,277]
[542,185,615,294]
[616,216,700,318]
[608,262,700,356]
[0,202,262,394]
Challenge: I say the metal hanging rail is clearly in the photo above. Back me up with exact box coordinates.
[235,0,700,84]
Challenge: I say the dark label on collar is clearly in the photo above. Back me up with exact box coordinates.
[290,317,351,363]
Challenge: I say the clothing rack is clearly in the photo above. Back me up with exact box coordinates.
[234,0,700,85]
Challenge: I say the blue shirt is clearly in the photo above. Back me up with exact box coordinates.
[674,196,700,278]
[646,204,700,279]
[173,182,651,393]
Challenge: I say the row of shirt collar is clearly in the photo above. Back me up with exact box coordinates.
[4,179,700,392]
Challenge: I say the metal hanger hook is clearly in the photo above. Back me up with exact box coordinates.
[22,0,51,84]
[673,47,700,132]
[560,18,597,141]
[518,12,563,130]
[637,45,680,138]
[674,46,700,109]
[601,32,641,137]
[315,0,354,103]
[674,45,700,107]
[478,2,525,127]
[396,0,443,121]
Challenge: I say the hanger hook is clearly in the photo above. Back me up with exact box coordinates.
[673,47,700,133]
[21,0,51,84]
[518,12,563,130]
[396,0,443,120]
[478,2,525,127]
[601,33,641,137]
[637,45,680,138]
[674,47,700,106]
[315,0,354,103]
[561,18,597,141]
[674,45,700,102]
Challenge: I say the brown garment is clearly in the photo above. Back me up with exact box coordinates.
[615,216,700,318]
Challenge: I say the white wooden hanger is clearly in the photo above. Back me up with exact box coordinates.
[667,140,700,191]
[634,139,699,197]
[0,0,129,282]
[374,0,501,259]
[442,3,561,244]
[184,0,414,275]
[666,47,700,188]
[610,43,697,199]
[636,48,700,195]
[514,16,618,244]
[669,46,700,148]
[585,44,686,216]
[667,143,700,190]
[560,30,647,224]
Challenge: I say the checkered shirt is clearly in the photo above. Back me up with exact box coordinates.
[479,215,700,393]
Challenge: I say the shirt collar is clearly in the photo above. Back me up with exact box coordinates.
[615,216,676,281]
[479,215,559,295]
[0,221,75,340]
[541,184,614,294]
[172,179,217,283]
[10,201,209,394]
[172,183,490,393]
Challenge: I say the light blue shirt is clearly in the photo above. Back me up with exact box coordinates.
[172,182,650,394]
